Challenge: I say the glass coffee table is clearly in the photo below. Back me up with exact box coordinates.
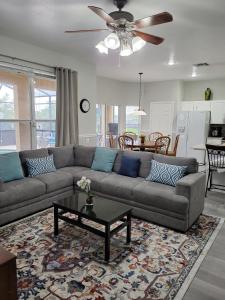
[53,191,132,261]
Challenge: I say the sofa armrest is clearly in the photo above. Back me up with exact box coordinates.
[175,172,206,228]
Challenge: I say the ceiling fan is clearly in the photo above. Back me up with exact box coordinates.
[65,0,173,56]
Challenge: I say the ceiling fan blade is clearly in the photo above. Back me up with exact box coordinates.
[88,6,115,24]
[134,12,173,29]
[133,31,164,45]
[65,29,108,33]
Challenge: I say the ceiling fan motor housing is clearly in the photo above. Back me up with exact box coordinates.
[113,0,128,10]
[109,11,134,22]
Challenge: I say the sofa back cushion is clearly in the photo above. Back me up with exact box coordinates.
[113,150,153,178]
[153,153,198,174]
[19,148,49,176]
[91,147,118,172]
[0,152,24,182]
[74,145,96,168]
[48,145,75,169]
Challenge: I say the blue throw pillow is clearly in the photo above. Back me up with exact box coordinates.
[0,152,24,182]
[26,154,56,177]
[146,160,187,187]
[118,155,140,178]
[91,147,118,173]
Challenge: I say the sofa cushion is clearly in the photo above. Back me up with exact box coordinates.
[60,166,91,182]
[0,178,4,192]
[118,155,140,178]
[0,152,24,182]
[91,147,118,172]
[146,160,187,187]
[133,181,188,216]
[26,154,56,177]
[48,145,75,169]
[19,148,49,176]
[0,178,46,208]
[153,153,198,174]
[113,150,123,173]
[35,170,73,193]
[74,145,96,168]
[100,173,144,200]
[113,150,153,178]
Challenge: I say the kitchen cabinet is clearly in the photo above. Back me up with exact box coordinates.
[210,101,225,124]
[181,101,210,112]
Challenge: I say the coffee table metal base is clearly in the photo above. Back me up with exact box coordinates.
[54,205,131,262]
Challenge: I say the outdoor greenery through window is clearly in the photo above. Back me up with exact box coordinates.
[0,69,56,153]
[126,106,140,134]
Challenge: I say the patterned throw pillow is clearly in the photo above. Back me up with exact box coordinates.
[26,155,56,177]
[146,160,187,187]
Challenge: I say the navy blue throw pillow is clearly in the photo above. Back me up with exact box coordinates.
[118,155,140,178]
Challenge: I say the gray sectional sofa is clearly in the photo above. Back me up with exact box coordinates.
[0,145,206,232]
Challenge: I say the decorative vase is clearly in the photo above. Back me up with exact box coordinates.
[85,195,94,206]
[205,88,212,101]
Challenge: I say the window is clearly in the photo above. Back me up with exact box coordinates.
[0,69,56,152]
[96,104,119,147]
[34,77,56,148]
[126,106,140,134]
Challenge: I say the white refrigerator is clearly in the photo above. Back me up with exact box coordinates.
[176,111,210,164]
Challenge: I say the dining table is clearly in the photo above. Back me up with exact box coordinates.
[126,140,162,152]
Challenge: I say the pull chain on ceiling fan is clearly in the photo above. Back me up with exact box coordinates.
[65,0,173,56]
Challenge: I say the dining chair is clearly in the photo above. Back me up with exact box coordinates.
[167,135,180,156]
[118,135,134,150]
[148,131,163,142]
[108,134,117,148]
[155,136,171,155]
[123,131,138,140]
[205,144,225,196]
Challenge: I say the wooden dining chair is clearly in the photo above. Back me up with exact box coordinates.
[167,135,180,156]
[148,131,163,142]
[123,131,138,140]
[108,134,117,148]
[205,144,225,196]
[155,136,171,155]
[118,135,134,150]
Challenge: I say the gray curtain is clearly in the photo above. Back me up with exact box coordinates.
[55,67,79,146]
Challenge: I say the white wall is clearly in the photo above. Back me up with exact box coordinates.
[183,78,225,101]
[0,34,97,136]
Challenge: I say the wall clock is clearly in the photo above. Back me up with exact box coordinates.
[80,99,90,113]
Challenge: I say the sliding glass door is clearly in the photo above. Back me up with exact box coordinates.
[0,68,56,152]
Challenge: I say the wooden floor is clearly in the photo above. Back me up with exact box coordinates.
[183,190,225,300]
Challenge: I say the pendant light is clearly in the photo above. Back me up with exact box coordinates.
[136,72,146,116]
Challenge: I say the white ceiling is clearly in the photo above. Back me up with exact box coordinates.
[1,0,225,82]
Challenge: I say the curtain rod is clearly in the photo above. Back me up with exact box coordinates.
[0,53,55,69]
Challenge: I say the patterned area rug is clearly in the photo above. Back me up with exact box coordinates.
[0,209,223,300]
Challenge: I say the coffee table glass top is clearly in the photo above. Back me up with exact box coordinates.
[53,191,132,224]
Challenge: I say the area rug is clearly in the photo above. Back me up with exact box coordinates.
[0,209,223,300]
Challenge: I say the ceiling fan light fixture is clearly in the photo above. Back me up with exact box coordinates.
[132,36,146,52]
[95,41,108,54]
[104,32,120,49]
[120,40,133,56]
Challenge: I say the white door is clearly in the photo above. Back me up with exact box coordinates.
[210,101,225,124]
[149,102,175,137]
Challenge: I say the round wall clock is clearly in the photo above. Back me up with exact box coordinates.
[80,99,90,113]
